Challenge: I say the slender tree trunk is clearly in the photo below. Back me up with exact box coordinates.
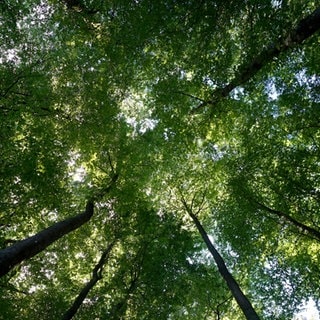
[62,240,116,320]
[0,201,94,277]
[193,7,320,112]
[187,210,260,320]
[254,199,320,241]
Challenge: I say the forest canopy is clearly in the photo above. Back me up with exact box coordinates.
[1,1,320,319]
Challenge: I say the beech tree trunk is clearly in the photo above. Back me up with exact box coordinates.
[0,173,118,277]
[187,209,260,320]
[254,199,320,241]
[62,240,116,320]
[0,201,94,277]
[193,6,320,112]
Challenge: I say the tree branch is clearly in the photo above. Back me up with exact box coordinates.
[192,7,320,113]
[252,199,320,241]
[62,240,116,320]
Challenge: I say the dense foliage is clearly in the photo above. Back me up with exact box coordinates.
[1,1,320,319]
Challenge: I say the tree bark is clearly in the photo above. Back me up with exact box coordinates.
[183,203,260,320]
[62,240,116,320]
[0,201,94,277]
[0,173,118,277]
[254,199,320,241]
[193,7,320,112]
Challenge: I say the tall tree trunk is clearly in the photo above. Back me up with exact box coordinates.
[62,240,116,320]
[193,7,320,112]
[182,201,260,320]
[0,201,94,277]
[0,173,118,277]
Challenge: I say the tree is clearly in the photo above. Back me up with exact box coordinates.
[192,6,320,112]
[0,174,118,277]
[1,1,320,319]
[0,200,94,278]
[181,194,260,320]
[62,240,116,320]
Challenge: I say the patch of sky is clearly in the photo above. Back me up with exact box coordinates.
[265,259,319,320]
[203,76,215,88]
[295,69,320,103]
[203,142,229,161]
[0,48,21,64]
[231,87,245,100]
[16,1,54,30]
[279,69,320,103]
[293,299,319,320]
[295,69,318,88]
[0,1,57,66]
[125,116,158,135]
[265,78,280,101]
[67,151,87,182]
[271,0,282,9]
[120,90,159,135]
[163,128,175,141]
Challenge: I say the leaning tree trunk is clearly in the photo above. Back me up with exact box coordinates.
[192,6,320,112]
[0,201,94,277]
[186,208,260,320]
[253,199,320,241]
[0,173,118,277]
[62,240,116,320]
